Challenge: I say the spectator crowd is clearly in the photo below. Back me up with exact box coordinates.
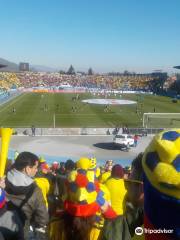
[0,71,160,91]
[0,129,179,240]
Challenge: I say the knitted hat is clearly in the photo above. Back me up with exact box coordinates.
[0,188,6,208]
[111,164,124,178]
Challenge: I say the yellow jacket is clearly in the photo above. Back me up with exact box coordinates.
[35,177,50,208]
[99,171,111,183]
[105,178,127,215]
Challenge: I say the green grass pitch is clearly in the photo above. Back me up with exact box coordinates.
[0,92,179,128]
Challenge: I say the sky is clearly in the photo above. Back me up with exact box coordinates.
[0,0,180,73]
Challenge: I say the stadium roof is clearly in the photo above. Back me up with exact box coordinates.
[173,66,180,69]
[0,64,7,68]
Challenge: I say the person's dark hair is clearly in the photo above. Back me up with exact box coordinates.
[13,152,39,171]
[60,162,65,168]
[130,152,143,181]
[131,153,143,172]
[63,212,96,240]
[65,159,75,171]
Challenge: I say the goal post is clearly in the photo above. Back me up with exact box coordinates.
[53,113,56,128]
[143,113,180,128]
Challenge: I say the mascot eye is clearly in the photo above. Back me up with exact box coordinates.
[172,155,180,172]
[146,152,160,171]
[161,131,180,141]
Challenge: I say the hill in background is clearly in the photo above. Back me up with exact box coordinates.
[0,58,19,72]
[30,65,58,72]
[0,57,59,72]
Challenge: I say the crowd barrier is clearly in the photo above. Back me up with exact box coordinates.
[13,127,165,136]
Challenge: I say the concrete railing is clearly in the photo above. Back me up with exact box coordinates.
[13,127,165,136]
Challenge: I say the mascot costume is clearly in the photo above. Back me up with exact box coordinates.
[142,130,180,240]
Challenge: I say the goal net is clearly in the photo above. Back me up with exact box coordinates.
[143,113,180,128]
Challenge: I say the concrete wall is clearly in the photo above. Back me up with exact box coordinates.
[14,127,115,136]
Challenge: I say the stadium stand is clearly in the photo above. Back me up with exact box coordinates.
[0,70,169,93]
[0,72,20,90]
[13,72,160,91]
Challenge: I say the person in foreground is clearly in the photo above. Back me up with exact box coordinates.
[49,157,117,240]
[5,151,49,240]
[102,164,131,240]
[0,177,24,240]
[142,129,180,240]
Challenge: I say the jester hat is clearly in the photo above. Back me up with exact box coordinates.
[64,157,111,217]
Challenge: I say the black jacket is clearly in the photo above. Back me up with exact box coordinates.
[0,207,24,240]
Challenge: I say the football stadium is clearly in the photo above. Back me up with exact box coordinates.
[1,0,180,239]
[0,71,180,128]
